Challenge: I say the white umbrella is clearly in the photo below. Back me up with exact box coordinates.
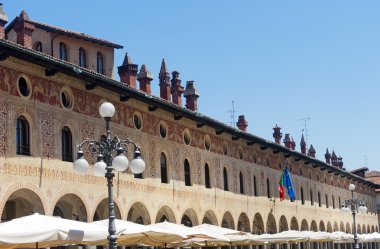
[0,213,110,248]
[255,230,310,244]
[191,224,251,246]
[359,232,380,243]
[148,221,230,247]
[92,219,186,246]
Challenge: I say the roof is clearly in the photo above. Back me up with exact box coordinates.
[351,167,369,174]
[0,38,379,190]
[5,13,123,49]
[366,171,380,178]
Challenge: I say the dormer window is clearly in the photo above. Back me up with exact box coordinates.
[59,42,67,61]
[35,42,42,52]
[79,47,86,68]
[97,52,104,74]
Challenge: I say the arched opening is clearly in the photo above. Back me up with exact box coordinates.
[301,219,308,231]
[160,153,168,184]
[93,198,121,221]
[357,225,362,234]
[205,163,211,188]
[310,220,318,232]
[96,52,104,74]
[59,42,67,61]
[155,206,176,223]
[266,213,277,234]
[253,175,258,196]
[279,215,289,232]
[327,221,332,232]
[127,202,151,225]
[239,172,244,194]
[319,221,326,232]
[1,189,44,221]
[237,212,250,232]
[332,195,335,209]
[300,187,304,205]
[202,210,218,225]
[267,178,271,198]
[16,116,30,156]
[325,194,329,208]
[310,189,314,205]
[333,222,339,232]
[54,194,87,221]
[184,159,191,186]
[79,47,86,67]
[340,221,345,232]
[221,211,235,229]
[318,192,321,207]
[253,213,264,235]
[290,217,299,230]
[346,223,351,234]
[61,126,73,162]
[223,167,229,191]
[181,209,198,227]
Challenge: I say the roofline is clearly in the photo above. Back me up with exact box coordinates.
[0,38,379,190]
[5,17,123,49]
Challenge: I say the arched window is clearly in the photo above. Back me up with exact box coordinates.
[254,175,258,196]
[97,52,104,74]
[310,189,314,205]
[181,215,192,227]
[205,163,211,188]
[184,159,191,186]
[61,126,73,162]
[35,42,42,52]
[59,42,67,61]
[79,47,86,67]
[318,192,321,207]
[267,178,271,198]
[332,195,335,209]
[239,172,244,194]
[300,187,304,205]
[223,167,228,191]
[325,194,329,208]
[338,196,341,208]
[16,116,30,155]
[160,153,168,183]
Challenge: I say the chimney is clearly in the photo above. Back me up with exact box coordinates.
[236,115,248,132]
[325,148,331,164]
[290,137,296,150]
[184,80,200,111]
[137,64,153,94]
[170,71,184,105]
[331,150,338,166]
[159,59,171,101]
[308,144,316,158]
[0,4,8,39]
[283,134,291,148]
[300,134,306,154]
[337,156,343,169]
[272,125,282,144]
[118,53,138,88]
[14,11,34,49]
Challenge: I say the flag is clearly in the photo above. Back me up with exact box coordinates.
[282,165,296,201]
[279,172,285,201]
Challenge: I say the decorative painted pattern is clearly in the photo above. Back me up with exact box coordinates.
[40,112,54,158]
[0,100,7,156]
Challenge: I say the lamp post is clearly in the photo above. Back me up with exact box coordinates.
[73,102,145,249]
[340,183,368,249]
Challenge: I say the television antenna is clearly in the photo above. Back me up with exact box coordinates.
[298,117,311,147]
[227,100,237,127]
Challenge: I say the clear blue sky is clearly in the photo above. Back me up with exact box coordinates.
[5,1,380,172]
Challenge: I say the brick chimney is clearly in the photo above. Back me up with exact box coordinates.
[300,134,306,154]
[184,80,200,111]
[283,134,291,148]
[14,11,34,49]
[236,115,248,132]
[325,148,331,164]
[337,156,343,169]
[159,59,171,101]
[170,71,184,105]
[0,4,8,39]
[272,125,282,144]
[331,150,337,166]
[290,137,296,150]
[137,64,153,94]
[118,53,138,88]
[308,144,316,158]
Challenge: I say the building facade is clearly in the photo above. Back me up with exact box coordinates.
[0,6,378,239]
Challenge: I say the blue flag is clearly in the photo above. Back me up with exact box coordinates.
[283,165,296,201]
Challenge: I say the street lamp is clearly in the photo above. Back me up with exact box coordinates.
[340,183,368,249]
[73,102,145,249]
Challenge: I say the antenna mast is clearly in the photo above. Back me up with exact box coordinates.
[299,117,311,147]
[228,100,237,127]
